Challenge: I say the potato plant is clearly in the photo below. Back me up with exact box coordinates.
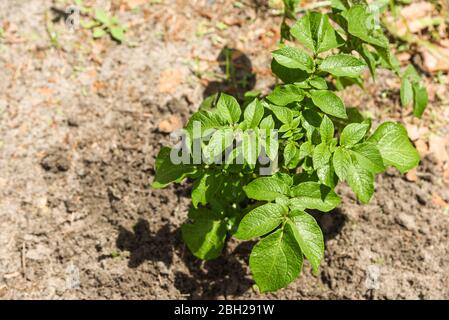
[152,1,426,292]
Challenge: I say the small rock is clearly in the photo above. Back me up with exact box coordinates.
[416,172,434,183]
[365,265,381,290]
[67,116,79,127]
[414,139,429,157]
[385,167,398,177]
[156,261,170,275]
[107,186,122,200]
[432,192,449,209]
[64,199,78,213]
[429,134,449,166]
[405,168,418,182]
[158,115,183,133]
[395,213,417,231]
[418,225,430,235]
[441,189,449,202]
[415,190,427,205]
[40,149,70,173]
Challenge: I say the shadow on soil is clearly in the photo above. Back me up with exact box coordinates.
[202,47,256,101]
[314,208,347,242]
[115,218,253,299]
[116,219,175,268]
[173,240,255,299]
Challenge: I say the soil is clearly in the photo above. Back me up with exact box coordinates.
[1,0,449,300]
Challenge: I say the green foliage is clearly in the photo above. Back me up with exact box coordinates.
[152,2,423,293]
[81,8,126,43]
[400,65,428,118]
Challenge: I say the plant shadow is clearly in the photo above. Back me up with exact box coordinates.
[115,218,175,268]
[174,240,255,299]
[202,47,256,102]
[311,207,347,242]
[114,217,253,299]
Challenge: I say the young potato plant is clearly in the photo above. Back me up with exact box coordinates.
[80,8,126,43]
[152,2,423,292]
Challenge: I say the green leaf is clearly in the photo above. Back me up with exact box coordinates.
[242,130,261,167]
[199,93,218,111]
[299,140,314,159]
[152,147,195,188]
[320,115,334,143]
[333,143,382,204]
[287,211,324,273]
[260,130,279,161]
[259,115,275,130]
[332,147,352,181]
[92,27,106,38]
[269,105,294,124]
[403,64,421,82]
[290,182,341,212]
[192,174,209,208]
[282,0,300,17]
[368,122,420,173]
[266,85,304,106]
[310,90,347,119]
[271,59,309,84]
[249,227,303,292]
[331,0,349,10]
[243,98,264,129]
[284,142,300,168]
[400,77,413,107]
[319,54,366,78]
[235,203,285,240]
[272,46,314,73]
[317,163,337,188]
[182,208,227,260]
[244,176,291,201]
[290,12,343,54]
[80,19,98,29]
[186,110,225,134]
[346,165,374,204]
[351,142,385,174]
[203,128,234,162]
[110,26,125,42]
[412,83,428,118]
[374,45,397,71]
[308,76,328,90]
[335,75,364,91]
[274,172,294,186]
[95,8,110,26]
[346,5,389,48]
[357,44,377,79]
[192,173,224,208]
[312,142,331,169]
[216,93,241,124]
[340,122,369,147]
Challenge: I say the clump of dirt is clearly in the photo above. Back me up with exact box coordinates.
[40,147,71,173]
